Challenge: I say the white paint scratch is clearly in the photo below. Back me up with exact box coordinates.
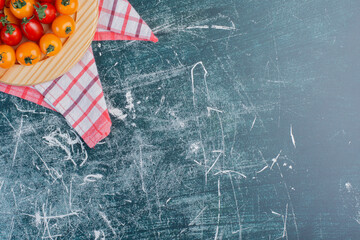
[109,107,127,121]
[214,170,247,179]
[43,128,88,167]
[271,210,282,217]
[206,152,223,176]
[14,102,46,114]
[98,211,117,236]
[211,23,236,30]
[94,230,105,240]
[191,62,209,104]
[189,206,208,226]
[154,95,166,115]
[190,142,201,154]
[270,150,282,170]
[186,22,236,31]
[256,165,268,174]
[207,107,223,116]
[180,206,208,234]
[193,160,202,166]
[0,112,57,181]
[27,207,79,230]
[186,25,210,29]
[80,174,104,185]
[169,109,186,128]
[191,62,209,184]
[215,178,221,240]
[228,173,242,240]
[134,145,149,194]
[345,182,353,192]
[250,116,257,131]
[125,91,136,119]
[282,204,289,239]
[12,115,24,167]
[290,125,296,148]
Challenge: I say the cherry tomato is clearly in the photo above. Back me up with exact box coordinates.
[10,0,34,19]
[16,41,41,65]
[1,23,22,46]
[0,45,16,68]
[34,2,56,24]
[4,7,20,24]
[40,0,54,3]
[0,0,5,10]
[8,0,34,8]
[0,14,9,30]
[39,33,62,56]
[52,15,75,38]
[21,17,44,41]
[55,0,77,15]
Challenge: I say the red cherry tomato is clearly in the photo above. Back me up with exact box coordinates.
[0,23,22,46]
[0,0,5,10]
[34,2,56,24]
[21,17,44,41]
[40,0,54,3]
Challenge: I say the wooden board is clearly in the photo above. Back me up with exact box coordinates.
[0,0,98,86]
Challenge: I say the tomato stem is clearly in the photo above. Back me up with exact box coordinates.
[46,44,55,55]
[0,16,9,28]
[11,0,26,9]
[65,26,72,34]
[21,15,34,24]
[0,52,5,63]
[61,0,70,6]
[34,3,47,21]
[24,55,37,65]
[5,24,15,35]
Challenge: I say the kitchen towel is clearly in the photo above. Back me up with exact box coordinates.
[0,0,158,148]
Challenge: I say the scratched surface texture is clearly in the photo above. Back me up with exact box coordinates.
[1,0,360,239]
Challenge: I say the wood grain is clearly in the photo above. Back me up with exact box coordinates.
[0,0,98,86]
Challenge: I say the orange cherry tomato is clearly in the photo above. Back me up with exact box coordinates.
[39,33,62,56]
[0,45,16,68]
[10,0,34,19]
[16,42,41,66]
[4,7,20,24]
[52,15,75,38]
[6,0,32,7]
[55,0,78,15]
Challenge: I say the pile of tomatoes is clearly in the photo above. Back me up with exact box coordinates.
[0,0,78,68]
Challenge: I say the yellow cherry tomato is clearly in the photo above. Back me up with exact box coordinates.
[4,7,20,25]
[52,15,75,38]
[55,0,78,15]
[0,45,16,69]
[39,33,62,57]
[10,0,34,19]
[16,42,41,66]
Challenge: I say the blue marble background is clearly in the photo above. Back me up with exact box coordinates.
[2,0,360,239]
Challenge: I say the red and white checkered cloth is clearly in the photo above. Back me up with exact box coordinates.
[0,0,157,148]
